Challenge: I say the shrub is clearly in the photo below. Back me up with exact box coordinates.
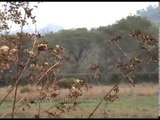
[20,86,31,93]
[58,77,77,88]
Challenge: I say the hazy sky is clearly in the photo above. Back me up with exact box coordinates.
[12,2,159,31]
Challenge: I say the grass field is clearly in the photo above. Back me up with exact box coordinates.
[0,83,159,118]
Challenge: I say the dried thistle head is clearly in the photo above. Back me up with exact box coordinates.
[75,79,84,85]
[113,85,119,93]
[68,84,83,98]
[37,43,48,51]
[120,74,135,87]
[24,49,36,59]
[29,63,36,69]
[114,62,128,70]
[88,64,100,72]
[130,57,142,64]
[0,45,10,55]
[9,48,18,55]
[129,30,141,38]
[52,44,64,60]
[104,93,119,102]
[43,62,49,67]
[106,35,122,45]
[130,30,157,46]
[18,61,26,69]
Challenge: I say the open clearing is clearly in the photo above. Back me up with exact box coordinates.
[0,83,158,118]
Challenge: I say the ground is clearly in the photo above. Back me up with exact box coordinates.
[0,83,158,118]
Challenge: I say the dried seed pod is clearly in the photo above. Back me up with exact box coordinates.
[107,35,122,45]
[43,62,49,67]
[37,43,48,51]
[89,64,100,72]
[0,45,10,55]
[120,74,135,87]
[18,61,26,69]
[28,50,35,58]
[9,48,18,55]
[113,85,119,93]
[129,30,141,38]
[114,62,128,70]
[104,93,118,102]
[133,57,142,64]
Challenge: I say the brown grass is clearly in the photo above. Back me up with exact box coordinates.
[0,83,158,118]
[0,83,158,101]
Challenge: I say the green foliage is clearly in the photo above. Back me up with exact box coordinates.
[38,15,159,84]
[2,13,158,85]
[134,73,158,83]
[20,86,31,93]
[58,77,76,88]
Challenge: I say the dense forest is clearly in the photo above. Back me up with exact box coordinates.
[42,15,158,83]
[1,6,158,85]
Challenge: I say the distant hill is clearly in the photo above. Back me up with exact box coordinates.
[9,23,63,35]
[136,5,159,26]
[38,23,63,34]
